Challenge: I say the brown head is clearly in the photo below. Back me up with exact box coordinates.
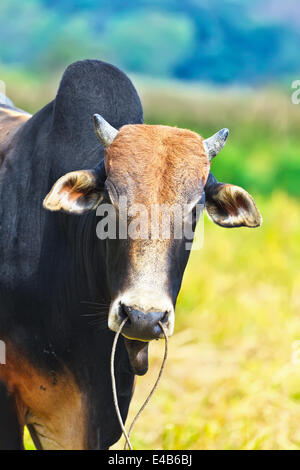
[43,115,262,374]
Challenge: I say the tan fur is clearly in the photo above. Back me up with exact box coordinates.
[106,124,210,206]
[0,342,87,450]
[0,107,30,145]
[0,107,31,168]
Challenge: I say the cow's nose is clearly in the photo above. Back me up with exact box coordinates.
[119,304,169,341]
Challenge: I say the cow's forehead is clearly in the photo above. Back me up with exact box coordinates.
[105,124,210,204]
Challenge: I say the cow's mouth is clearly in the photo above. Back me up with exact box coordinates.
[124,338,149,376]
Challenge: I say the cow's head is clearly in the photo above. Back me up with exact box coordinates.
[44,115,262,374]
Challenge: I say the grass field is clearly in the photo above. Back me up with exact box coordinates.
[3,68,299,450]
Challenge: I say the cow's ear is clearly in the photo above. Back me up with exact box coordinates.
[43,169,104,214]
[205,173,262,228]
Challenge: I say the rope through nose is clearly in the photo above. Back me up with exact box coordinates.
[111,318,132,449]
[111,319,168,451]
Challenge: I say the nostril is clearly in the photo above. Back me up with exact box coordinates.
[119,303,132,326]
[161,311,169,323]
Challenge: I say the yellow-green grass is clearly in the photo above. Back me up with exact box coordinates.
[24,192,300,450]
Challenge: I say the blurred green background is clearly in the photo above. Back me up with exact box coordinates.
[1,0,300,450]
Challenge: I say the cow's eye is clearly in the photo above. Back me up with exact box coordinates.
[105,181,119,209]
[102,186,110,203]
[185,192,205,216]
[189,206,199,228]
[184,192,205,228]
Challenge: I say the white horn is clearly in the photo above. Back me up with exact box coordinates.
[203,128,229,160]
[93,114,118,148]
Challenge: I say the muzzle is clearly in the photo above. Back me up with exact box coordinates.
[118,304,169,341]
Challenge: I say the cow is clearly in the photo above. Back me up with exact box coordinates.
[0,60,262,450]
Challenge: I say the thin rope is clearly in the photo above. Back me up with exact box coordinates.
[111,319,168,451]
[111,318,132,450]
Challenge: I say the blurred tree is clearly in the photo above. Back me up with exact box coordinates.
[33,15,104,73]
[101,11,194,77]
[0,0,299,84]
